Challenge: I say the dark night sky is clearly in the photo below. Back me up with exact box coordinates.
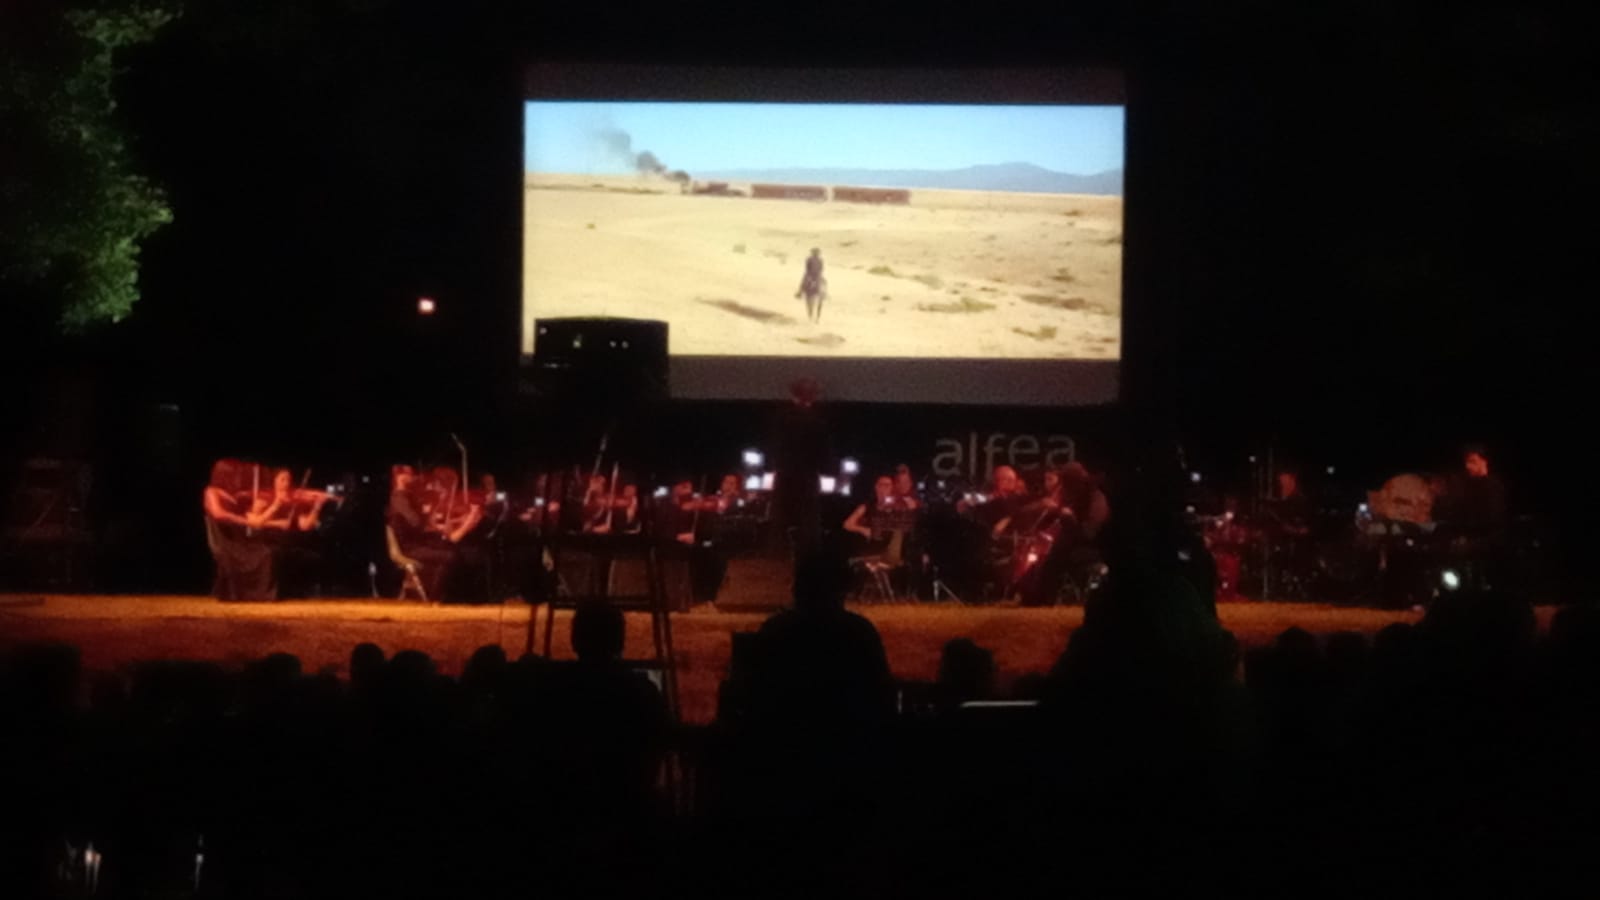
[20,3,1595,533]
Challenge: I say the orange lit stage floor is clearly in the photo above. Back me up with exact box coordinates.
[0,595,1555,723]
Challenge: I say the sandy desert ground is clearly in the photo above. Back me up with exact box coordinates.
[523,173,1123,359]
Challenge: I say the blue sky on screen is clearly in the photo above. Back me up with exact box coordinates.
[524,102,1124,175]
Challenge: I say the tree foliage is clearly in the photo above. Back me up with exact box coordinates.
[0,1,180,332]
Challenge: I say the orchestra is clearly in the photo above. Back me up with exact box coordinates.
[201,441,1514,610]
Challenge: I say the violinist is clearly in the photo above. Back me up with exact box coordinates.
[257,468,340,533]
[425,466,484,540]
[613,482,643,535]
[843,476,897,544]
[890,464,927,593]
[581,473,613,534]
[256,467,342,598]
[659,478,721,606]
[516,472,562,533]
[461,472,515,600]
[662,480,702,545]
[715,473,745,514]
[459,472,511,548]
[842,474,911,597]
[478,473,507,523]
[387,464,474,601]
[202,459,276,601]
[891,464,922,512]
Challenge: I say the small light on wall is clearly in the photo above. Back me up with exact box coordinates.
[417,297,437,315]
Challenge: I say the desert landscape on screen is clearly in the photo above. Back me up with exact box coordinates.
[522,172,1122,359]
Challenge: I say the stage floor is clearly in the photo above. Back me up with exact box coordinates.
[0,594,1557,723]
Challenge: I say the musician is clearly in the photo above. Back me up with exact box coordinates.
[843,476,897,545]
[203,459,276,601]
[459,472,516,599]
[581,474,612,534]
[1435,445,1509,590]
[257,467,340,598]
[660,479,720,606]
[1436,446,1508,543]
[891,465,921,511]
[257,468,338,533]
[889,464,926,591]
[715,473,745,514]
[1008,466,1067,535]
[477,473,507,526]
[660,480,697,544]
[1266,469,1314,539]
[1018,463,1111,606]
[613,483,643,535]
[387,464,474,600]
[962,465,1029,537]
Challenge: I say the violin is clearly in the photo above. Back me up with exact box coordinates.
[287,487,344,505]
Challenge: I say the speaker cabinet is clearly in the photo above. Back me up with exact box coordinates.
[531,318,668,399]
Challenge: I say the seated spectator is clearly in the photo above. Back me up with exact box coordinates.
[349,642,385,690]
[539,604,671,819]
[936,638,997,709]
[461,644,508,700]
[748,540,895,729]
[1040,535,1249,834]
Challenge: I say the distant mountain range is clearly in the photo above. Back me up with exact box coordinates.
[690,162,1123,196]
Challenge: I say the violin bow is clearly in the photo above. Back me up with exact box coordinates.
[589,421,613,486]
[248,464,260,536]
[689,473,708,540]
[450,433,468,507]
[605,461,620,531]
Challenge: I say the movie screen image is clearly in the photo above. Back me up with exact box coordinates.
[522,101,1124,368]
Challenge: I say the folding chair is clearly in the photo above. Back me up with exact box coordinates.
[386,526,428,602]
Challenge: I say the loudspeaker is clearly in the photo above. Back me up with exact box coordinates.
[531,318,668,400]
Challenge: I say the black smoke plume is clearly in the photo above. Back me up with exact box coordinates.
[594,127,678,178]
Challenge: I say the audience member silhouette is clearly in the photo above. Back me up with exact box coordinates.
[1040,528,1248,837]
[936,637,997,708]
[710,540,895,882]
[526,604,671,892]
[349,641,385,689]
[535,606,670,825]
